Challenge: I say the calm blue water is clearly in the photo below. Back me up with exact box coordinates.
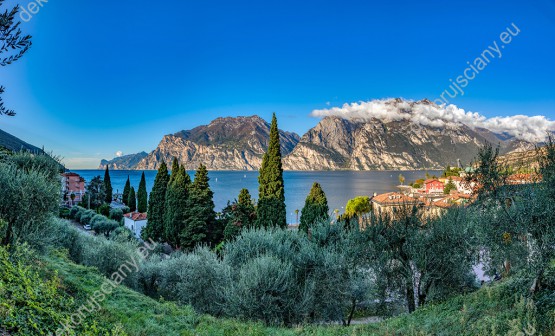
[73,170,441,224]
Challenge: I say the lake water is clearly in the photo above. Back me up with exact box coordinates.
[73,170,441,224]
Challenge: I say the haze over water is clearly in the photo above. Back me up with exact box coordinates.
[74,170,441,223]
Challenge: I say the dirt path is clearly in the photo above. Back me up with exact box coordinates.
[349,316,383,325]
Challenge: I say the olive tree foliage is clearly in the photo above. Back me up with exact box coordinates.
[528,138,555,289]
[484,137,555,291]
[224,255,301,325]
[7,151,64,182]
[138,247,228,317]
[136,222,376,326]
[91,215,120,238]
[109,208,124,222]
[47,218,142,289]
[0,153,60,247]
[173,247,229,317]
[458,140,555,290]
[223,224,375,326]
[363,206,477,313]
[0,0,32,116]
[408,208,477,306]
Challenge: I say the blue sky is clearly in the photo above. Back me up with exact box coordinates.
[1,0,554,168]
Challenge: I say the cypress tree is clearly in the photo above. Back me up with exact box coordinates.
[181,164,219,249]
[128,187,137,212]
[238,188,253,207]
[299,182,329,233]
[137,171,148,213]
[169,157,179,183]
[223,188,256,241]
[143,161,170,241]
[104,166,113,204]
[164,164,191,248]
[256,113,286,229]
[122,176,130,205]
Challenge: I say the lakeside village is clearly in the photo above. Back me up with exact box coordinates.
[60,165,538,238]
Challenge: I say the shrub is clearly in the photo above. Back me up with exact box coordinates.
[59,207,70,219]
[69,205,82,219]
[137,256,165,298]
[78,234,140,288]
[4,151,63,183]
[224,255,301,325]
[74,207,87,222]
[174,247,229,316]
[110,208,124,222]
[48,218,84,262]
[92,218,120,237]
[221,225,370,325]
[0,161,59,247]
[98,203,111,217]
[90,214,106,226]
[0,244,74,334]
[110,226,135,243]
[79,210,96,225]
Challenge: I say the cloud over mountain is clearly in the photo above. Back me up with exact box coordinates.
[311,99,555,142]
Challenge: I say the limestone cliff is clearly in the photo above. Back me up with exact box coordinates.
[135,116,300,170]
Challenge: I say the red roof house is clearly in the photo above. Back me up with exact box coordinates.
[424,179,444,194]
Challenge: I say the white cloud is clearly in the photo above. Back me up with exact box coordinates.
[115,151,124,157]
[311,99,555,142]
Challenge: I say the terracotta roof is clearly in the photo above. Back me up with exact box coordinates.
[424,179,442,184]
[124,212,148,221]
[506,173,540,184]
[433,197,456,209]
[433,193,472,208]
[62,172,82,177]
[372,192,422,206]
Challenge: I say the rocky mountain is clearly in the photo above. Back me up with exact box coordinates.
[134,116,300,170]
[101,99,543,171]
[498,146,544,171]
[283,100,533,170]
[99,152,148,170]
[0,128,43,153]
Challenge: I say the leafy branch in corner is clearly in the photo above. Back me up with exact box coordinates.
[0,0,32,116]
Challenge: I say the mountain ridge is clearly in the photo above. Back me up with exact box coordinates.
[0,128,44,153]
[126,116,300,170]
[99,100,539,171]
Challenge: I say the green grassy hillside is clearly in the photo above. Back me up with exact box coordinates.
[3,244,551,336]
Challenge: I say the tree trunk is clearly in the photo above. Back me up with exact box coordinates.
[529,268,544,294]
[345,298,357,326]
[406,281,416,313]
[418,281,433,307]
[418,293,426,307]
[503,259,511,276]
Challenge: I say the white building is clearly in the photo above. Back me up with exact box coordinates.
[123,212,148,238]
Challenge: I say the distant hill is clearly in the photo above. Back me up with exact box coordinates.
[0,128,65,171]
[99,152,148,170]
[0,128,43,153]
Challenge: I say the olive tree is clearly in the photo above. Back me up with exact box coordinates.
[0,161,59,246]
